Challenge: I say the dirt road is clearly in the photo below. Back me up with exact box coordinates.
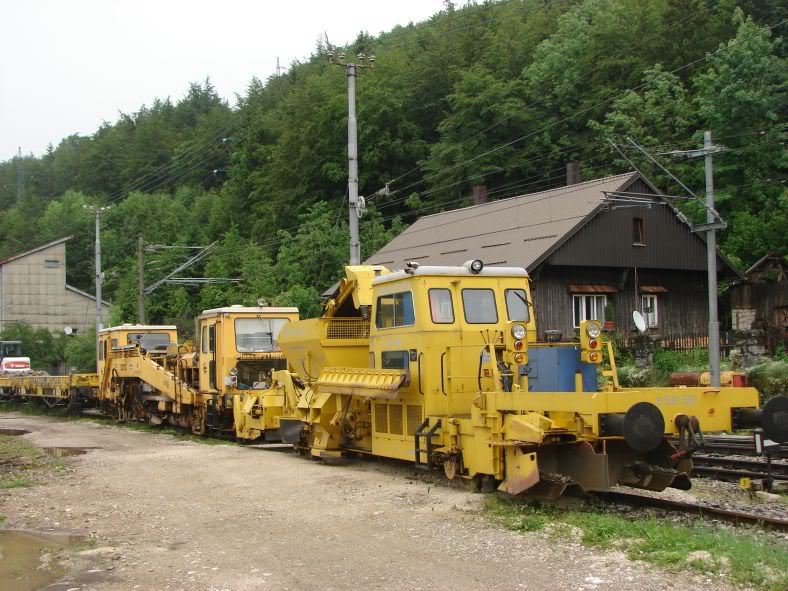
[0,413,731,591]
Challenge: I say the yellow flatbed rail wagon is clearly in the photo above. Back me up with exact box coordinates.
[0,372,99,409]
[258,261,786,498]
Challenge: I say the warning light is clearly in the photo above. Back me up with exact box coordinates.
[589,339,598,349]
[513,353,524,363]
[514,340,523,350]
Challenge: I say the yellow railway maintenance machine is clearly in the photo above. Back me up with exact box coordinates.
[99,306,300,439]
[272,261,786,498]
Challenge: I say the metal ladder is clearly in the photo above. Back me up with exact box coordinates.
[414,418,442,471]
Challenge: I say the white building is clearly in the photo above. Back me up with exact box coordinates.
[0,236,110,335]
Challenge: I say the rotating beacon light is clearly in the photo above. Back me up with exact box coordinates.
[580,320,603,364]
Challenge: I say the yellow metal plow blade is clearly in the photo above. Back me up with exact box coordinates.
[316,367,406,399]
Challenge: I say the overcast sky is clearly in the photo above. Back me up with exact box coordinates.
[0,0,451,162]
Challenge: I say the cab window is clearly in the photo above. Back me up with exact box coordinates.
[375,291,415,329]
[505,289,530,322]
[428,289,454,324]
[201,326,208,353]
[462,289,498,324]
[381,350,410,386]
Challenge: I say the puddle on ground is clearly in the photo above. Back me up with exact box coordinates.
[0,529,84,591]
[0,428,30,436]
[42,447,93,458]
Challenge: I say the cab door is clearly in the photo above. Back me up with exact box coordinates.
[199,319,218,393]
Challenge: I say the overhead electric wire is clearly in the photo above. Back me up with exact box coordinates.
[385,18,786,202]
[381,0,715,192]
[0,115,242,262]
[389,0,570,49]
[3,17,783,285]
[375,167,785,255]
[376,154,621,227]
[377,0,520,46]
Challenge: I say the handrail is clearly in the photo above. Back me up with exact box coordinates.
[440,351,447,396]
[417,352,424,395]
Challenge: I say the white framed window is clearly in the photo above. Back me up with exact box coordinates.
[642,295,658,328]
[572,294,606,328]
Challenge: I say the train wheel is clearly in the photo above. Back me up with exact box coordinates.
[443,456,459,480]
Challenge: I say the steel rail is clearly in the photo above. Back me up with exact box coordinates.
[594,491,788,532]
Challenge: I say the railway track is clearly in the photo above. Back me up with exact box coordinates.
[673,434,788,458]
[596,491,788,532]
[692,454,788,483]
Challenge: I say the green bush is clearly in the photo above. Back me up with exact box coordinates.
[617,366,652,387]
[652,348,709,373]
[747,360,788,402]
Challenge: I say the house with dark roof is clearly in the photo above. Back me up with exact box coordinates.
[366,172,740,340]
[730,253,787,334]
[0,236,110,335]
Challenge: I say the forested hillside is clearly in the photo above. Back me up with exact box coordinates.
[0,0,785,334]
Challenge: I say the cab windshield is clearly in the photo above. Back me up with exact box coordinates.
[128,333,172,351]
[235,317,289,352]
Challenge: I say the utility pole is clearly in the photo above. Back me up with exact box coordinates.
[15,147,22,205]
[328,48,375,265]
[646,132,726,388]
[609,136,727,387]
[276,57,282,76]
[84,205,109,371]
[138,235,145,324]
[703,131,721,388]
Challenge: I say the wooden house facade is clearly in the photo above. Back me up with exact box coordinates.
[366,172,739,341]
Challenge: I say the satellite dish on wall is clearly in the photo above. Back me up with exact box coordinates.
[63,326,73,335]
[632,311,647,334]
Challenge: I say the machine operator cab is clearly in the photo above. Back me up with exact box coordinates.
[197,306,300,399]
[0,341,31,373]
[98,324,178,382]
[368,260,539,419]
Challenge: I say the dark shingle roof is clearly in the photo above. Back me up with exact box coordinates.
[366,173,636,271]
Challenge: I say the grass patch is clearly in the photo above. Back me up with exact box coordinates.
[0,434,66,489]
[484,496,788,591]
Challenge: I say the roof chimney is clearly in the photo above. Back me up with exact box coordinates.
[566,161,581,186]
[472,185,488,205]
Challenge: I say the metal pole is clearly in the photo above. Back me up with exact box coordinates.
[16,147,22,205]
[94,209,103,372]
[347,63,361,265]
[138,235,145,324]
[705,131,720,387]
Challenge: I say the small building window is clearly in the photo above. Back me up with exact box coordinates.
[633,218,645,245]
[573,294,606,328]
[44,259,60,268]
[376,291,415,329]
[462,289,498,324]
[642,295,658,328]
[428,289,454,324]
